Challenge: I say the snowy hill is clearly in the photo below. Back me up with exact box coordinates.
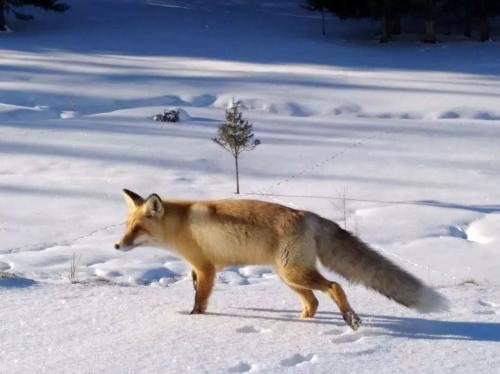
[1,1,500,373]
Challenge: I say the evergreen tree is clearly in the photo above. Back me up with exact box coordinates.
[439,0,500,40]
[0,0,69,31]
[477,0,500,41]
[305,0,500,42]
[0,1,6,31]
[213,100,260,194]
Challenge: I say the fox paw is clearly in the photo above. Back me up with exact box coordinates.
[190,304,207,314]
[299,310,315,319]
[343,310,362,331]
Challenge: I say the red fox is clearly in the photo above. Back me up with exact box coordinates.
[115,189,448,330]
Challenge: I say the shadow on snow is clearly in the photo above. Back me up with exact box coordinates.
[220,307,500,342]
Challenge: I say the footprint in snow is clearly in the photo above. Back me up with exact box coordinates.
[478,299,498,308]
[236,325,271,334]
[319,327,344,336]
[341,346,382,357]
[330,329,373,344]
[227,361,253,373]
[280,353,318,367]
[476,299,499,315]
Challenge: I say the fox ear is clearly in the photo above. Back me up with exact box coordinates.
[145,194,164,218]
[123,189,144,210]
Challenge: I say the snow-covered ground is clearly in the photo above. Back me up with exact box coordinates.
[1,0,500,372]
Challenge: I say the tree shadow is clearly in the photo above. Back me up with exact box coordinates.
[414,200,500,214]
[1,0,499,76]
[0,273,37,289]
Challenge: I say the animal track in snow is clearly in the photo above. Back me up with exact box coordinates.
[330,328,377,344]
[319,327,344,336]
[227,361,253,373]
[341,346,383,356]
[476,299,499,314]
[280,353,317,367]
[478,299,498,308]
[236,325,271,334]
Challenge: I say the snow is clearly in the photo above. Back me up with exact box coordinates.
[1,0,500,372]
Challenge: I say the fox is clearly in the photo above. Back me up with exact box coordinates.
[115,189,449,330]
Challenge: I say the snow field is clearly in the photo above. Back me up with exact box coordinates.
[1,280,499,373]
[1,0,500,372]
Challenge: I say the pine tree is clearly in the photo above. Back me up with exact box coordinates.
[0,1,7,31]
[213,100,260,194]
[1,0,69,31]
[477,0,500,41]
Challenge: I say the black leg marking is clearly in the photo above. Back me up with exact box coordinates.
[192,270,198,291]
[343,310,362,331]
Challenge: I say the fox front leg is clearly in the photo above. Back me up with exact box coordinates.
[190,266,215,314]
[191,270,197,291]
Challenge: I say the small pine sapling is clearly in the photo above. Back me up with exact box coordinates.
[213,100,260,194]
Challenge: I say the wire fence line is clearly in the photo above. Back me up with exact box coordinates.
[3,127,464,285]
[4,223,124,255]
[248,130,388,196]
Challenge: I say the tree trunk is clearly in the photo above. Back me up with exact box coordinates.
[380,16,391,43]
[392,14,402,35]
[464,17,472,38]
[321,9,325,36]
[0,0,7,32]
[380,0,392,43]
[464,0,472,38]
[424,20,436,43]
[423,0,436,43]
[479,0,490,42]
[480,17,490,41]
[234,155,240,194]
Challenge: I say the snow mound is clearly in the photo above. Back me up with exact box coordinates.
[214,96,312,117]
[466,214,500,244]
[333,103,362,116]
[60,110,80,119]
[438,107,500,121]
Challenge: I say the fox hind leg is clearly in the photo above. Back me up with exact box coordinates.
[278,267,361,330]
[288,286,319,319]
[329,282,362,330]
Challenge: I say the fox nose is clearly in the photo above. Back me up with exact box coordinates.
[114,243,120,250]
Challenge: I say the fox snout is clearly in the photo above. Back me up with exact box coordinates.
[114,242,127,251]
[114,240,133,252]
[114,231,141,251]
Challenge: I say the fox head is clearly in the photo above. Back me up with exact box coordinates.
[114,189,165,252]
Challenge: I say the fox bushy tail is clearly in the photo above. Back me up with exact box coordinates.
[315,220,449,313]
